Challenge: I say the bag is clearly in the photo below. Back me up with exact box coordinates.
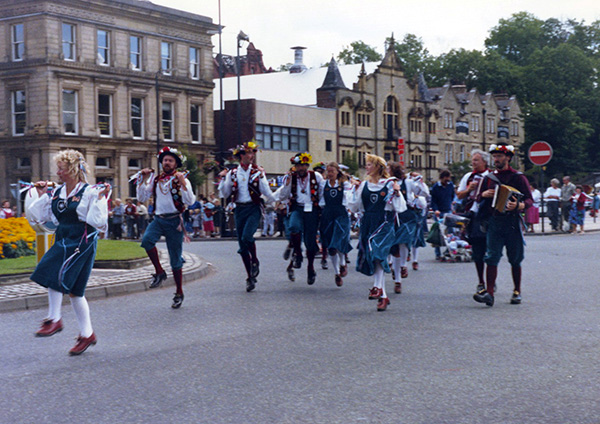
[425,221,443,246]
[204,208,214,218]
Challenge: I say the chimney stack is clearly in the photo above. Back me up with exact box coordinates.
[289,46,307,73]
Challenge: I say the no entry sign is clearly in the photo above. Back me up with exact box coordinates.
[528,141,553,166]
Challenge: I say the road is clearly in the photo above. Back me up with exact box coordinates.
[1,234,599,424]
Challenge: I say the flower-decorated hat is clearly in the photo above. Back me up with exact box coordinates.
[157,146,185,168]
[290,152,312,165]
[489,142,515,157]
[231,140,259,158]
[313,161,326,171]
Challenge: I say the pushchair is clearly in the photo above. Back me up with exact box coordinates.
[439,213,472,262]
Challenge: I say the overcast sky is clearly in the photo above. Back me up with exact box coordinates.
[152,0,600,69]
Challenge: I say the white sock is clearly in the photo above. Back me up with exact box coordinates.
[399,245,409,267]
[412,247,420,263]
[330,253,340,275]
[392,257,403,283]
[48,288,63,322]
[374,264,387,298]
[340,254,346,267]
[70,296,93,338]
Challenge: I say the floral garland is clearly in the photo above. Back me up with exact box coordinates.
[489,144,515,155]
[290,152,312,165]
[232,140,259,157]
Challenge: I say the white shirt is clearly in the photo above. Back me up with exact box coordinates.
[137,174,195,215]
[544,186,561,202]
[219,166,275,204]
[348,179,407,214]
[532,189,542,207]
[457,170,489,213]
[275,171,324,205]
[27,182,109,233]
[318,180,352,208]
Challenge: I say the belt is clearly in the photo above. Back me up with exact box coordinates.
[156,212,180,218]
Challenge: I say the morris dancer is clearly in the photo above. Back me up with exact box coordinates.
[349,154,406,311]
[275,152,324,285]
[28,149,110,355]
[409,172,430,271]
[218,141,275,292]
[137,147,195,308]
[318,162,353,287]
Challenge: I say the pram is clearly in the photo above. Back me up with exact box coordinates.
[439,213,472,262]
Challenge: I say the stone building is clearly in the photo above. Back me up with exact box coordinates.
[0,0,218,202]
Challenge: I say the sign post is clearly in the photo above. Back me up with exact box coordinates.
[397,138,405,167]
[528,141,553,233]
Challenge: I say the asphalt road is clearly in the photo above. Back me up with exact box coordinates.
[1,234,599,424]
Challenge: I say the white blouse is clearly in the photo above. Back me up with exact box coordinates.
[348,179,407,214]
[27,182,109,233]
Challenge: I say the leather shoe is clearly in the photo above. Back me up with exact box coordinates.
[149,271,167,289]
[339,265,348,277]
[510,290,522,304]
[287,267,295,282]
[307,269,316,285]
[368,287,383,300]
[335,274,343,287]
[473,291,494,306]
[377,297,390,311]
[320,259,328,270]
[412,262,419,271]
[283,245,292,260]
[394,282,402,294]
[68,333,97,355]
[171,293,184,309]
[36,318,64,337]
[246,277,256,292]
[401,266,408,278]
[251,260,260,278]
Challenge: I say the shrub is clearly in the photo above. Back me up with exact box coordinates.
[0,217,36,259]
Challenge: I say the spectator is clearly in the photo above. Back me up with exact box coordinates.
[136,200,149,238]
[560,176,576,232]
[202,200,215,237]
[262,202,276,237]
[110,198,125,239]
[0,200,15,219]
[430,169,455,260]
[543,178,561,231]
[569,185,592,234]
[526,183,541,233]
[124,198,137,239]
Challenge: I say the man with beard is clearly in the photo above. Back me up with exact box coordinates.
[218,141,275,292]
[473,143,532,307]
[456,149,490,293]
[137,147,195,308]
[275,152,324,285]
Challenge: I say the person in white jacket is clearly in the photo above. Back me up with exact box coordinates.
[28,149,110,355]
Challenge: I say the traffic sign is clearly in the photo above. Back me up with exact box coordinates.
[528,141,553,166]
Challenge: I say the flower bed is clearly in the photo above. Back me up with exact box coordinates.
[0,217,36,259]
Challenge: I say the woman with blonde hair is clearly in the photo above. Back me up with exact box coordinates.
[349,154,406,311]
[28,149,110,355]
[318,162,353,287]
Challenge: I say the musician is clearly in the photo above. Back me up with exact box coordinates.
[137,147,195,309]
[473,143,532,307]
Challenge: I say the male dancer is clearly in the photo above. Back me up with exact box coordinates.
[218,141,275,292]
[456,149,490,293]
[137,147,195,308]
[473,143,532,307]
[275,152,324,284]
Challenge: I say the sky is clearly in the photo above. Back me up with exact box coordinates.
[151,0,600,69]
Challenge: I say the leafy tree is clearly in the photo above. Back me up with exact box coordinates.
[392,34,433,80]
[485,12,547,65]
[449,160,471,183]
[341,152,359,176]
[337,41,382,65]
[179,147,207,190]
[276,63,292,72]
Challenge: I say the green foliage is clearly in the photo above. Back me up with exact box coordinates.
[449,160,472,183]
[337,41,382,65]
[179,147,207,189]
[392,34,433,80]
[341,151,359,176]
[2,239,35,259]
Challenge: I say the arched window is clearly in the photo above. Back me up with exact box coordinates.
[383,96,399,141]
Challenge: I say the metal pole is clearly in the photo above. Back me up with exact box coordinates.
[236,39,241,146]
[540,167,545,233]
[218,0,224,163]
[155,72,160,155]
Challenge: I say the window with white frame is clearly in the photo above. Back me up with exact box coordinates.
[62,89,78,134]
[11,24,24,61]
[95,157,110,168]
[511,121,519,136]
[162,101,174,141]
[459,145,465,162]
[445,144,454,164]
[190,104,201,142]
[12,90,26,136]
[487,117,495,133]
[471,115,480,132]
[98,94,112,137]
[131,97,144,139]
[62,23,76,61]
[161,42,172,74]
[128,158,141,168]
[189,47,200,79]
[130,36,142,70]
[444,112,454,129]
[97,30,110,65]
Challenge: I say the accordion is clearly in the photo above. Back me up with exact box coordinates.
[492,184,523,213]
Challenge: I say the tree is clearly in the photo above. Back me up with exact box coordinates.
[179,147,206,190]
[392,34,433,80]
[341,152,359,176]
[337,41,382,65]
[485,12,547,65]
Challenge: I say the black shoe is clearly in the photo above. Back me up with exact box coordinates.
[320,259,328,270]
[476,284,485,294]
[307,269,316,285]
[171,293,184,309]
[510,290,522,304]
[283,245,292,260]
[287,268,295,282]
[473,291,494,307]
[149,272,167,289]
[251,261,260,278]
[246,277,256,292]
[292,253,303,269]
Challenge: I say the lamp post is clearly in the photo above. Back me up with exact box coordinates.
[236,30,249,146]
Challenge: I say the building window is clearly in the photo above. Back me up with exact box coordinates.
[95,157,110,168]
[428,121,437,134]
[189,47,200,79]
[341,110,351,126]
[444,112,454,129]
[255,124,307,151]
[190,104,201,143]
[162,101,174,141]
[325,139,332,152]
[429,155,437,169]
[12,90,26,136]
[18,157,31,169]
[410,119,423,132]
[487,117,496,133]
[357,112,371,128]
[62,23,76,61]
[511,121,519,136]
[128,159,141,168]
[161,42,172,74]
[459,145,465,162]
[383,96,399,140]
[445,144,454,164]
[411,154,422,168]
[98,94,112,137]
[11,24,24,61]
[471,116,480,132]
[97,30,110,65]
[130,36,142,70]
[62,89,78,134]
[131,97,143,139]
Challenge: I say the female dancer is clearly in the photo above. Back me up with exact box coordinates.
[349,154,406,311]
[318,162,353,287]
[28,149,110,355]
[409,172,430,270]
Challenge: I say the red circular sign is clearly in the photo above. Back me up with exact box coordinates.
[528,141,553,166]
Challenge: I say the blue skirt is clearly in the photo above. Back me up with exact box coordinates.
[356,211,396,276]
[394,209,419,246]
[319,205,353,254]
